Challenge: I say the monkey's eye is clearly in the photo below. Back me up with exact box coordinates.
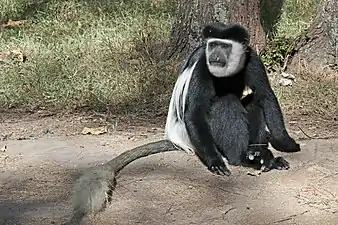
[221,43,231,48]
[209,42,216,48]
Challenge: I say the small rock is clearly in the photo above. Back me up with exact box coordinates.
[43,128,53,134]
[281,72,295,80]
[279,78,293,86]
[81,126,108,135]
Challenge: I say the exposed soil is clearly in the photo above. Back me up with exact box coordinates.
[0,112,338,225]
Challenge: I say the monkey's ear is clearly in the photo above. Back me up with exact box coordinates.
[202,26,212,39]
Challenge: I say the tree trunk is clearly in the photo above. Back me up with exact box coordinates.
[166,0,267,60]
[289,0,338,71]
[165,0,230,60]
[229,0,266,53]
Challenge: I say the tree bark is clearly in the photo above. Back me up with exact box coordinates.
[260,0,284,35]
[165,0,230,59]
[289,0,338,71]
[229,0,266,53]
[166,0,267,60]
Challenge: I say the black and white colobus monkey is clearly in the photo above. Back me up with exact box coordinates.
[165,22,300,176]
[65,22,300,224]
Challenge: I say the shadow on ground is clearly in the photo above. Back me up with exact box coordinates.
[0,135,338,225]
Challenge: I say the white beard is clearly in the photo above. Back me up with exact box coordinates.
[206,38,246,78]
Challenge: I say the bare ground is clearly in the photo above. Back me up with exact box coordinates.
[0,112,338,225]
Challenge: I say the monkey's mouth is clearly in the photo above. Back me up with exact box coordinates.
[209,61,226,67]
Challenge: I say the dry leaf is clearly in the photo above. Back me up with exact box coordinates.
[11,49,24,63]
[0,49,25,63]
[1,19,25,28]
[81,126,108,135]
[247,170,262,176]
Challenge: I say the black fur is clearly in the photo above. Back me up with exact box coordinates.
[203,23,250,45]
[180,22,300,175]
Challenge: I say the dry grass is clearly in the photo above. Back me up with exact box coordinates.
[1,0,334,124]
[0,0,177,114]
[270,67,338,121]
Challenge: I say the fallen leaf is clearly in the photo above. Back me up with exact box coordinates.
[0,49,25,63]
[1,19,25,28]
[11,49,25,63]
[247,171,262,176]
[81,126,108,135]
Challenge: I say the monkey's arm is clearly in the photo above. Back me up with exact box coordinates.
[185,105,231,176]
[245,51,300,152]
[184,67,231,176]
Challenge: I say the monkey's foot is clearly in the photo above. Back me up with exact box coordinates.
[272,156,290,170]
[260,156,290,172]
[247,147,290,172]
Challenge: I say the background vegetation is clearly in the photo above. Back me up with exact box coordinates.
[0,0,337,120]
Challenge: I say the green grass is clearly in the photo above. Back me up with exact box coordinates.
[274,0,321,38]
[0,0,328,118]
[264,0,338,120]
[0,0,177,113]
[269,69,338,121]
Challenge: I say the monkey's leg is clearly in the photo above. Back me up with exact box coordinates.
[246,145,290,171]
[245,54,300,153]
[208,94,250,166]
[245,102,290,171]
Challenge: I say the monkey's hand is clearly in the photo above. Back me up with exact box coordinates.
[196,152,231,176]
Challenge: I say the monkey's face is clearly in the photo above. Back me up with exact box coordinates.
[206,38,246,78]
[207,40,232,67]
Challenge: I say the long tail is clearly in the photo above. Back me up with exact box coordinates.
[106,139,177,173]
[64,140,178,225]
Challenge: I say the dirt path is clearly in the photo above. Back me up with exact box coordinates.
[0,113,338,225]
